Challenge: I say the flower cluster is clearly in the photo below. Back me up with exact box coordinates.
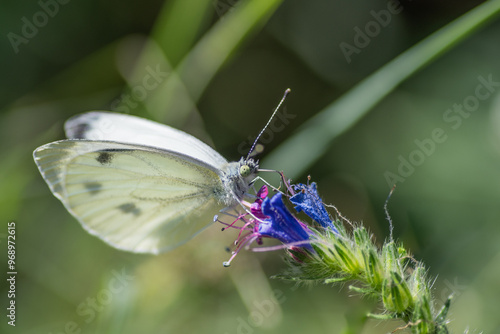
[217,184,316,267]
[217,179,452,334]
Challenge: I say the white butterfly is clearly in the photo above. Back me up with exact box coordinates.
[33,112,259,254]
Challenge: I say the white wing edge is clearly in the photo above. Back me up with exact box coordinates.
[64,111,229,169]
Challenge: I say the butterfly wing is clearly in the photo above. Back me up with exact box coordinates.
[33,140,228,254]
[64,111,228,169]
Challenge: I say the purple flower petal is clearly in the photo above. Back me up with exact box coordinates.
[258,193,312,248]
[290,182,339,234]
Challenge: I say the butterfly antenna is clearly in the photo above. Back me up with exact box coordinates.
[246,88,291,160]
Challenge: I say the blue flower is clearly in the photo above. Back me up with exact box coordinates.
[290,182,339,234]
[258,193,312,249]
[218,187,313,266]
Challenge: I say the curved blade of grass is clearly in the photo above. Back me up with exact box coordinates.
[152,0,214,67]
[145,0,284,121]
[176,0,284,101]
[113,0,215,121]
[263,0,500,177]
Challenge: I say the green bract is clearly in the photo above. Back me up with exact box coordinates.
[275,219,452,334]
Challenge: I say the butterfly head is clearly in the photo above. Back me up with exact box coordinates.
[239,157,259,180]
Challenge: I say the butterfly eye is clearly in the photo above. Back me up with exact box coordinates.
[240,164,252,177]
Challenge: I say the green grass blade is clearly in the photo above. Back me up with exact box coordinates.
[152,0,214,67]
[263,0,500,177]
[146,0,284,120]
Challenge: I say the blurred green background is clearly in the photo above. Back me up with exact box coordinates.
[2,0,500,333]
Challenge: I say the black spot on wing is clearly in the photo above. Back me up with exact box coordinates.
[84,182,102,195]
[96,152,113,165]
[118,203,141,216]
[70,123,90,139]
[105,149,134,152]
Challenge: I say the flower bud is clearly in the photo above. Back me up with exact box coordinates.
[411,295,434,333]
[363,248,383,288]
[353,227,371,247]
[331,239,360,274]
[382,241,400,274]
[409,266,428,298]
[382,271,413,313]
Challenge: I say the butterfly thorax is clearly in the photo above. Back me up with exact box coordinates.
[219,158,259,205]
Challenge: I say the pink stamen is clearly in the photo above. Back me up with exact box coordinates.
[216,216,252,231]
[222,213,248,231]
[235,219,258,241]
[250,239,315,252]
[278,171,295,195]
[223,233,260,267]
